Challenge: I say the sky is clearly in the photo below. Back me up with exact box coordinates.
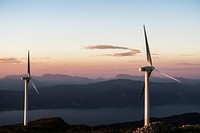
[0,0,199,79]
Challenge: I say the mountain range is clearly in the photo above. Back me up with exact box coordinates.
[0,76,199,111]
[0,73,199,91]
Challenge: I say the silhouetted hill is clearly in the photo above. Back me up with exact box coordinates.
[0,113,199,133]
[96,112,200,130]
[0,79,199,111]
[38,74,99,85]
[115,74,200,85]
[0,74,106,91]
[0,117,70,133]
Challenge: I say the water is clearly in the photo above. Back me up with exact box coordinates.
[0,105,199,126]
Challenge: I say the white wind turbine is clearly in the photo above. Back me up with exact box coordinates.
[21,50,39,126]
[139,25,181,126]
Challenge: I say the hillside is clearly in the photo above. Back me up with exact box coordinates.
[0,74,107,91]
[0,79,200,111]
[0,112,200,133]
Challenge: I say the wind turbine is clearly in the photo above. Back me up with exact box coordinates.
[139,25,181,126]
[21,50,39,126]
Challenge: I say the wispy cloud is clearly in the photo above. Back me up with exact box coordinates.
[100,49,140,57]
[175,63,200,66]
[152,53,159,56]
[84,45,130,50]
[84,45,140,57]
[0,57,21,64]
[180,54,195,57]
[21,57,51,60]
[40,57,51,60]
[129,60,143,63]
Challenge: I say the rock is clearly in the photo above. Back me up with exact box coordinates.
[177,124,200,132]
[133,121,175,133]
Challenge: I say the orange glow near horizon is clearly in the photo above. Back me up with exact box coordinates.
[0,53,199,79]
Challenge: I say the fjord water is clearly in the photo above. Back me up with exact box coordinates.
[0,105,199,126]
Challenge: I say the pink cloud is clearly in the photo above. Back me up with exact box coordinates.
[84,45,141,57]
[0,57,21,64]
[101,49,141,57]
[84,45,130,50]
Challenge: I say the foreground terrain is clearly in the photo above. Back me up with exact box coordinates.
[0,112,200,133]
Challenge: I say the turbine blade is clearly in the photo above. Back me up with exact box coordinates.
[27,79,30,84]
[140,83,145,99]
[26,80,29,85]
[143,25,153,66]
[155,69,181,82]
[149,71,152,78]
[160,72,181,82]
[30,80,39,94]
[140,71,152,99]
[27,50,30,77]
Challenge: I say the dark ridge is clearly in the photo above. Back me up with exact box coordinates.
[0,112,200,133]
[150,112,200,126]
[94,112,200,130]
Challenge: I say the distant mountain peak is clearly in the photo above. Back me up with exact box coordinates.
[4,75,25,79]
[115,74,143,80]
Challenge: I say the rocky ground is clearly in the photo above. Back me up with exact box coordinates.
[133,122,200,133]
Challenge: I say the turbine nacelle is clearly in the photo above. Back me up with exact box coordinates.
[139,66,155,72]
[21,77,31,80]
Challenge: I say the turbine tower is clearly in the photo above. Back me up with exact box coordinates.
[21,50,39,126]
[139,25,181,126]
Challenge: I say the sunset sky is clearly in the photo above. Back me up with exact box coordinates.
[0,0,199,79]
